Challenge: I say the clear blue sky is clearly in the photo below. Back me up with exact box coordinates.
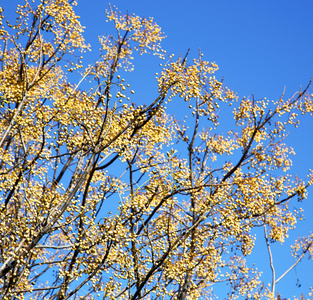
[2,1,313,298]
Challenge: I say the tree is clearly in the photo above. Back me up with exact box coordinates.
[0,1,313,299]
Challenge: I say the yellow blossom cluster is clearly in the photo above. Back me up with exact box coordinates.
[0,2,312,300]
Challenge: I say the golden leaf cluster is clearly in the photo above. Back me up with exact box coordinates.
[0,1,312,300]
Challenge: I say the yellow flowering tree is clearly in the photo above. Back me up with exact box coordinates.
[0,1,312,299]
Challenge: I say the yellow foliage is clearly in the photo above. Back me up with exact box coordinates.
[0,2,312,300]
